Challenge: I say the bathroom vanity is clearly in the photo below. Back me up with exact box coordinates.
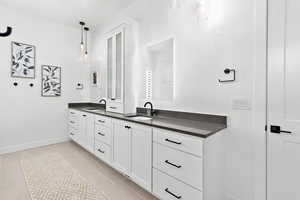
[68,103,227,200]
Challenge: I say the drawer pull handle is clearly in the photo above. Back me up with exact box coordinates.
[98,149,105,154]
[82,114,87,117]
[98,132,105,136]
[110,106,117,109]
[165,160,182,168]
[70,133,74,136]
[70,112,75,114]
[165,188,182,199]
[165,138,182,145]
[70,121,75,124]
[125,125,131,129]
[98,120,105,123]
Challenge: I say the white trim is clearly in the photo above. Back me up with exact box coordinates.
[252,0,268,199]
[0,137,71,155]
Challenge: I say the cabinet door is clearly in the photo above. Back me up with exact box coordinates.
[107,36,114,100]
[112,120,131,175]
[86,114,95,153]
[115,30,123,102]
[131,124,152,191]
[78,112,88,147]
[78,112,94,152]
[106,27,124,104]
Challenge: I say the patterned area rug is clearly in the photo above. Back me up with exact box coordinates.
[21,153,106,200]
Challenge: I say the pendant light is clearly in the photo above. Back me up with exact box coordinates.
[79,21,85,51]
[84,27,89,59]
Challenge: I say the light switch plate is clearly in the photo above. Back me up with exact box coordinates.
[232,97,252,110]
[76,83,83,90]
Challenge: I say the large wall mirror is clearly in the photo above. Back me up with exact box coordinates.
[143,38,174,103]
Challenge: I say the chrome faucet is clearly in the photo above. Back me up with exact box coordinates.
[144,101,156,116]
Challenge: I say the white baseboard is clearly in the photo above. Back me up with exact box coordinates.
[0,137,71,155]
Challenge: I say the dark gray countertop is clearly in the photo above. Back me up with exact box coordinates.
[68,103,227,138]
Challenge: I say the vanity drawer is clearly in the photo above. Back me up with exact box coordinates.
[106,102,124,113]
[69,115,79,129]
[153,143,203,190]
[153,169,203,200]
[94,140,111,164]
[153,128,203,157]
[95,115,112,128]
[95,124,111,145]
[69,109,79,116]
[69,127,78,142]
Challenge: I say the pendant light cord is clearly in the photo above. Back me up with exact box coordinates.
[79,21,85,46]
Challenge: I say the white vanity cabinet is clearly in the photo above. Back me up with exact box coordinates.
[105,24,135,114]
[112,119,152,192]
[68,109,224,200]
[69,109,94,153]
[112,119,131,174]
[94,115,112,164]
[69,109,79,142]
[106,27,124,113]
[130,123,152,191]
[152,128,224,200]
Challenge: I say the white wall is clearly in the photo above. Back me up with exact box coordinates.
[90,0,267,200]
[0,6,90,153]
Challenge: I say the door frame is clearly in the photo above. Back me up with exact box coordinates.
[253,0,268,200]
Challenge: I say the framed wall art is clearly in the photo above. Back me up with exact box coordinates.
[11,42,36,78]
[41,65,61,97]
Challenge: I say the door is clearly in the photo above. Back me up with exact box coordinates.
[112,120,131,175]
[131,124,152,191]
[268,0,300,199]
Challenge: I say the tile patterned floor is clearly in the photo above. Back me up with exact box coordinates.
[0,141,158,200]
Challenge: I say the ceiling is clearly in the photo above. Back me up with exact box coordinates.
[0,0,136,29]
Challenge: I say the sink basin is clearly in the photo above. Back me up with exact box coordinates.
[82,108,104,112]
[128,116,152,121]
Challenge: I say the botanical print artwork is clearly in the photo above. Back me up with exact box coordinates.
[42,65,61,97]
[11,42,35,78]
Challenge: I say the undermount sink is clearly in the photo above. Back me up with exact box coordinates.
[82,108,104,112]
[128,116,152,121]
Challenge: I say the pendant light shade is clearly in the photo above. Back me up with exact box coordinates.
[79,21,85,51]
